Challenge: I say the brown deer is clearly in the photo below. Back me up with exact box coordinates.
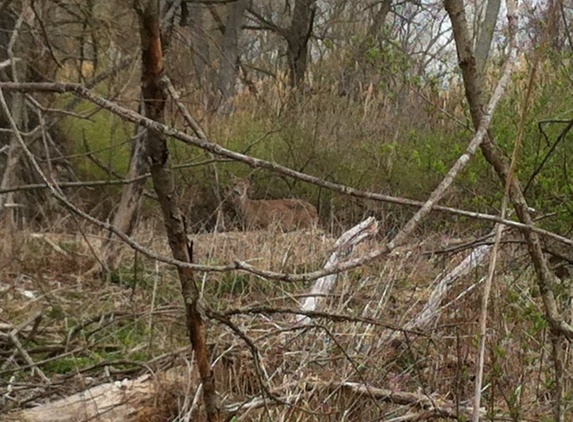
[229,176,318,231]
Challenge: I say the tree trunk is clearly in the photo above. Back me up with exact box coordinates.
[0,2,77,233]
[286,0,315,89]
[215,0,247,113]
[0,91,23,231]
[545,0,561,53]
[474,0,501,76]
[134,0,220,420]
[0,5,29,253]
[92,123,149,276]
[183,2,211,95]
[0,7,20,227]
[93,1,198,276]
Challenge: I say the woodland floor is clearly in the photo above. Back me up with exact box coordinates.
[0,222,565,420]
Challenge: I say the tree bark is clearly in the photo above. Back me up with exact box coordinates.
[215,0,247,113]
[474,0,501,76]
[286,0,315,88]
[184,1,211,94]
[134,0,220,420]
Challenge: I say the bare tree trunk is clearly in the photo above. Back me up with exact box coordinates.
[545,0,561,53]
[183,1,211,99]
[0,2,73,232]
[474,0,501,76]
[445,1,571,420]
[0,8,20,224]
[0,94,23,227]
[215,0,247,114]
[134,1,220,420]
[92,124,149,276]
[286,0,315,89]
[0,6,28,253]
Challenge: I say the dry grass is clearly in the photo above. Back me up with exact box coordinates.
[0,224,565,420]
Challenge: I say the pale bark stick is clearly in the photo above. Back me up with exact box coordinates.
[5,367,197,422]
[296,217,378,323]
[400,244,490,337]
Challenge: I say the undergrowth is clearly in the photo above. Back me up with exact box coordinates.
[0,226,568,420]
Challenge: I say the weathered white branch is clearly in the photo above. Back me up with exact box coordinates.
[297,217,379,323]
[5,368,197,422]
[399,244,490,337]
[227,380,488,420]
[0,58,20,69]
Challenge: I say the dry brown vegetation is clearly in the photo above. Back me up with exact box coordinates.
[0,222,564,420]
[2,1,573,421]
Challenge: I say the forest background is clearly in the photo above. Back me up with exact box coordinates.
[1,0,573,421]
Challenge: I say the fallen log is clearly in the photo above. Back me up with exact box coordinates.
[5,367,198,422]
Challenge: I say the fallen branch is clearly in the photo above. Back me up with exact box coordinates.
[331,381,485,420]
[296,217,379,323]
[226,379,488,420]
[5,367,198,422]
[390,243,491,340]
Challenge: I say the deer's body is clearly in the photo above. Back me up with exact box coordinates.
[230,177,318,231]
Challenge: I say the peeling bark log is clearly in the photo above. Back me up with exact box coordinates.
[5,368,197,422]
[297,217,378,323]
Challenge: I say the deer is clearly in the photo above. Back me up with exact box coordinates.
[229,175,318,231]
